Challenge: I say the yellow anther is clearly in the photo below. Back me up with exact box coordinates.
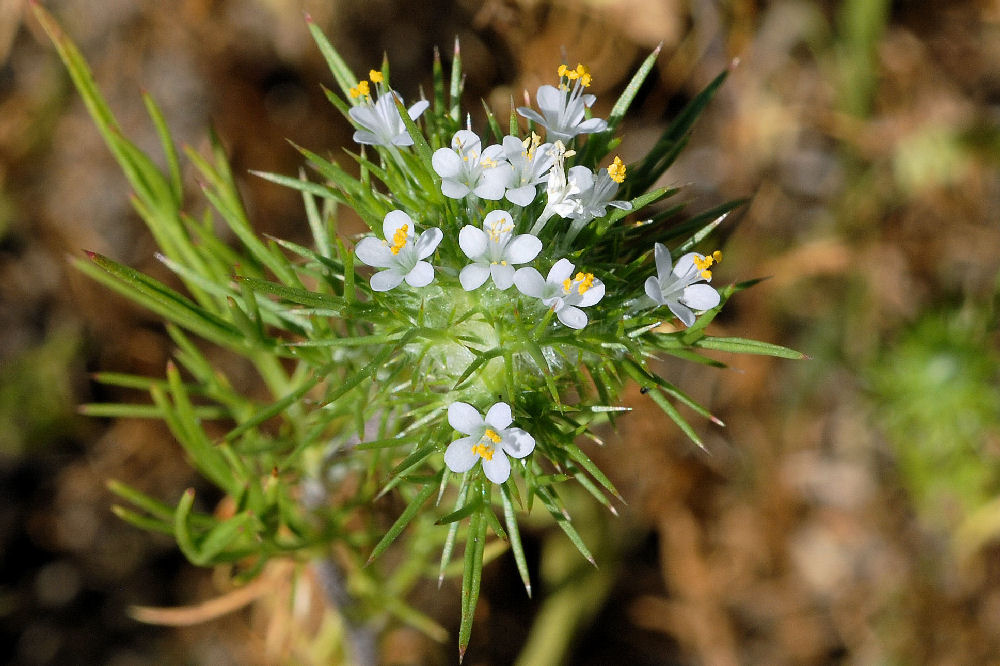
[558,64,569,79]
[471,442,495,461]
[390,224,409,255]
[484,428,501,443]
[608,156,626,183]
[349,80,371,99]
[486,218,513,243]
[575,64,592,87]
[369,69,383,83]
[481,156,498,168]
[692,252,720,280]
[562,278,573,293]
[575,272,595,294]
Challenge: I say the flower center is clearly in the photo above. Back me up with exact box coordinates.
[692,251,722,280]
[471,428,501,460]
[608,156,626,184]
[486,219,513,243]
[390,224,409,255]
[563,271,595,295]
[521,132,542,161]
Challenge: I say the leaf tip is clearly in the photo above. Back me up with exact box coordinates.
[304,11,313,23]
[710,415,725,427]
[84,250,98,260]
[729,57,741,72]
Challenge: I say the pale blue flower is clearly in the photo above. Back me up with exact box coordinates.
[444,401,535,484]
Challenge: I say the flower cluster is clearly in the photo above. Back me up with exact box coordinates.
[348,63,723,482]
[48,3,801,654]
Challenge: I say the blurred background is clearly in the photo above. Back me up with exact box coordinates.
[2,0,1000,663]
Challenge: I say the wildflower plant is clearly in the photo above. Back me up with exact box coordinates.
[37,4,804,660]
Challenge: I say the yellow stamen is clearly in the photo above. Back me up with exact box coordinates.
[471,442,495,461]
[369,69,383,83]
[575,272,595,294]
[484,428,501,443]
[558,63,592,87]
[486,218,513,243]
[481,156,498,168]
[562,278,573,293]
[692,252,721,280]
[608,156,626,183]
[349,80,370,99]
[390,224,409,255]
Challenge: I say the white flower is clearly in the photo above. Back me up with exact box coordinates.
[431,130,512,200]
[516,64,608,143]
[514,258,605,329]
[444,402,535,484]
[529,141,591,234]
[644,243,722,326]
[571,169,631,221]
[349,91,429,147]
[459,210,542,291]
[501,133,554,206]
[355,210,442,291]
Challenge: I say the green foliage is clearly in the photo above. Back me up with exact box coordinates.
[37,3,800,657]
[869,307,1000,526]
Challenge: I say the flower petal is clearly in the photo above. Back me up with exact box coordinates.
[535,85,563,116]
[404,261,434,287]
[355,237,393,268]
[501,135,524,157]
[484,402,513,430]
[515,107,546,126]
[473,174,508,200]
[459,225,488,259]
[490,263,515,290]
[513,267,545,298]
[576,117,608,134]
[557,305,588,329]
[452,129,481,154]
[431,148,462,178]
[505,234,542,264]
[667,299,696,327]
[440,178,471,199]
[482,451,511,484]
[389,133,414,147]
[448,402,483,434]
[547,258,575,284]
[644,275,664,304]
[444,437,479,473]
[501,428,535,459]
[407,99,430,120]
[653,243,672,281]
[681,283,721,311]
[370,269,405,292]
[414,228,443,260]
[672,253,700,281]
[460,263,490,291]
[352,130,380,145]
[505,184,538,206]
[348,105,378,128]
[577,280,605,308]
[382,210,412,241]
